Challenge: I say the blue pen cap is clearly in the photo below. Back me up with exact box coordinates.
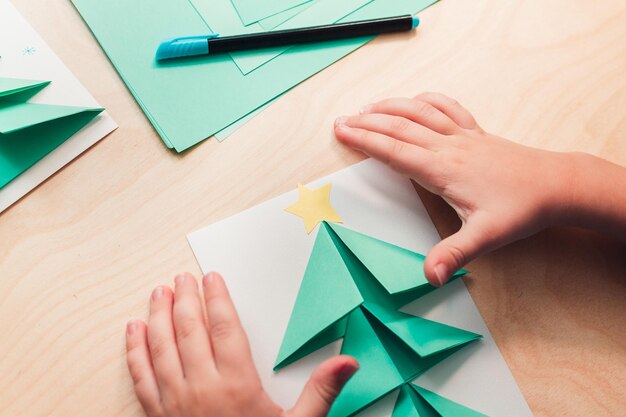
[412,16,420,29]
[156,34,218,61]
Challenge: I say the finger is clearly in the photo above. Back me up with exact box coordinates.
[126,320,163,417]
[361,97,459,135]
[288,355,358,417]
[424,216,500,286]
[148,285,184,389]
[173,273,215,380]
[414,92,479,130]
[203,272,256,377]
[342,113,444,150]
[334,120,434,181]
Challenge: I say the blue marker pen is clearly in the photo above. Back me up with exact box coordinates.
[157,15,420,61]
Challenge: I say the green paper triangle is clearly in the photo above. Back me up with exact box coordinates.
[328,222,431,295]
[328,308,405,417]
[325,222,399,310]
[0,78,49,102]
[364,307,470,382]
[0,102,103,134]
[274,222,363,369]
[363,302,482,358]
[0,109,102,188]
[410,384,489,417]
[274,316,348,371]
[392,384,439,417]
[328,222,469,296]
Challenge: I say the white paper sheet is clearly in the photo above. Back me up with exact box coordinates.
[0,0,117,213]
[188,159,533,417]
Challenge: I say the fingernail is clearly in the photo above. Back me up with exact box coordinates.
[335,117,348,128]
[359,104,373,114]
[152,286,163,300]
[203,272,215,287]
[127,320,138,335]
[338,363,359,383]
[174,274,185,286]
[433,264,447,287]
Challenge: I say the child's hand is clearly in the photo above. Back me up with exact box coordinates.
[334,92,578,286]
[126,272,358,417]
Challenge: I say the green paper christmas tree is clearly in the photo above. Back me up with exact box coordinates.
[0,77,103,188]
[276,221,488,417]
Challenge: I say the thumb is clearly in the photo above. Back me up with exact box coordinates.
[424,218,496,287]
[288,355,359,417]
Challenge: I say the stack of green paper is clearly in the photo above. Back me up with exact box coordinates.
[70,0,438,152]
[0,78,102,189]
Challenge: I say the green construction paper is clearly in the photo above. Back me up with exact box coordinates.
[274,222,363,369]
[230,0,310,26]
[275,221,467,370]
[213,100,271,142]
[71,0,437,150]
[258,1,315,30]
[363,302,482,358]
[406,384,490,417]
[0,78,102,188]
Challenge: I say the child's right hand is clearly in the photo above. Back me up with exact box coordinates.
[334,92,626,286]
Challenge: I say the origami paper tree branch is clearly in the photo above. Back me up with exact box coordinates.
[276,221,487,417]
[393,384,488,417]
[0,77,103,188]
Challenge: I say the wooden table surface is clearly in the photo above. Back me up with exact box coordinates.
[1,1,625,416]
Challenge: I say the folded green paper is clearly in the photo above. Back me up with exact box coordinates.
[275,221,485,416]
[393,384,489,417]
[0,78,102,188]
[275,221,468,370]
[327,304,481,417]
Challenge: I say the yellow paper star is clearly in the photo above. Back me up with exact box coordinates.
[285,183,343,233]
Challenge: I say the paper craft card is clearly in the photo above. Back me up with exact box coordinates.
[188,159,533,416]
[70,0,437,151]
[0,0,116,213]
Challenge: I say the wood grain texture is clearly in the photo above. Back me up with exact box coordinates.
[1,1,625,416]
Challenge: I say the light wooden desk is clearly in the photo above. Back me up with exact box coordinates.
[1,1,625,416]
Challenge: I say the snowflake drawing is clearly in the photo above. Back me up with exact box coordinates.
[22,46,36,56]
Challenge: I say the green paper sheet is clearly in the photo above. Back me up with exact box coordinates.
[258,1,315,30]
[393,384,489,417]
[70,0,437,151]
[0,78,102,188]
[230,0,310,26]
[274,221,469,370]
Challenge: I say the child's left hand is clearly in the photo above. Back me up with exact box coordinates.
[126,272,358,417]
